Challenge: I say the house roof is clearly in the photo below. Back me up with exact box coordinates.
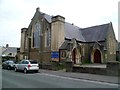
[6,47,17,53]
[2,47,17,57]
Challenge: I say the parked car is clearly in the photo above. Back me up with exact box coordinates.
[14,60,39,73]
[2,60,15,70]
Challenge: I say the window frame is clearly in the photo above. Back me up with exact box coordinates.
[60,50,67,59]
[33,21,41,48]
[45,28,50,47]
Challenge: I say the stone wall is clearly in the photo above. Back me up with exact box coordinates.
[72,61,120,76]
[51,15,65,51]
[106,23,117,61]
[73,66,106,75]
[106,61,120,76]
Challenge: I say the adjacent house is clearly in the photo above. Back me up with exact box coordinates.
[20,7,118,65]
[117,42,120,61]
[118,42,120,51]
[0,46,2,64]
[2,44,18,61]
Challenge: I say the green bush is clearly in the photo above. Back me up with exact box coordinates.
[82,60,93,64]
[58,62,66,70]
[116,56,120,62]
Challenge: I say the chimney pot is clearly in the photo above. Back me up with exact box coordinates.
[36,7,40,11]
[6,44,9,48]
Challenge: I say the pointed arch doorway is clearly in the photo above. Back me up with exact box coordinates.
[72,48,76,64]
[93,49,101,63]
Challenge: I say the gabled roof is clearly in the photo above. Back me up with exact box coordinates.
[65,22,85,42]
[6,47,17,53]
[59,40,70,50]
[2,47,17,57]
[43,13,52,23]
[32,9,111,43]
[42,13,85,42]
[81,23,110,42]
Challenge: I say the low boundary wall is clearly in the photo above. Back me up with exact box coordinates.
[72,61,120,76]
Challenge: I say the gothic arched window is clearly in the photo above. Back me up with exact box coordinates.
[33,22,41,48]
[47,29,50,46]
[45,28,50,47]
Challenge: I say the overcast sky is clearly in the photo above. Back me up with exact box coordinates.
[0,0,119,47]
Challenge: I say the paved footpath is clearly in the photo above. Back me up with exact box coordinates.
[40,69,119,84]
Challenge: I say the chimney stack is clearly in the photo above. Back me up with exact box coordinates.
[36,7,40,12]
[6,44,9,48]
[51,15,65,51]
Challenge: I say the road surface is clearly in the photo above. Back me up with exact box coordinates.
[2,69,118,88]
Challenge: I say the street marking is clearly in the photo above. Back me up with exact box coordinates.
[40,73,118,87]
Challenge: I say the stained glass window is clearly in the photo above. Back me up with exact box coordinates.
[45,28,50,47]
[33,22,41,48]
[47,29,50,46]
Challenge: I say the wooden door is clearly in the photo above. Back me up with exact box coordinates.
[94,49,101,63]
[72,49,76,64]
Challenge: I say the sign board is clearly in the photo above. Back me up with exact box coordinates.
[51,52,59,61]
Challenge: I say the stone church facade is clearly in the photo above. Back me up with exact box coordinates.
[20,8,117,65]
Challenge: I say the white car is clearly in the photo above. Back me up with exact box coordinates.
[14,60,39,73]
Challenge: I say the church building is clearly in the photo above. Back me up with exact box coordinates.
[20,7,117,65]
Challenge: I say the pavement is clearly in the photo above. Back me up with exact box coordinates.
[40,69,119,84]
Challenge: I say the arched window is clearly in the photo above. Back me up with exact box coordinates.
[45,28,50,47]
[60,50,66,59]
[33,22,41,48]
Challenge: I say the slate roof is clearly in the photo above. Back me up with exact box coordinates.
[41,12,110,43]
[6,47,17,53]
[81,23,110,42]
[2,47,17,57]
[59,40,71,50]
[44,13,52,23]
[43,13,85,42]
[65,22,85,42]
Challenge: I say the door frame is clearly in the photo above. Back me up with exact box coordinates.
[91,48,103,63]
[72,48,76,64]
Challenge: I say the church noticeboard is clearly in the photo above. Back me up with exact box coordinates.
[51,52,59,61]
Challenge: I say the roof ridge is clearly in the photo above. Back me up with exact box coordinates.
[65,22,81,29]
[43,12,81,29]
[81,23,110,30]
[2,48,7,54]
[31,9,111,42]
[7,47,18,48]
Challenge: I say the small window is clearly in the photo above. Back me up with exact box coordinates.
[45,28,50,47]
[61,50,66,59]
